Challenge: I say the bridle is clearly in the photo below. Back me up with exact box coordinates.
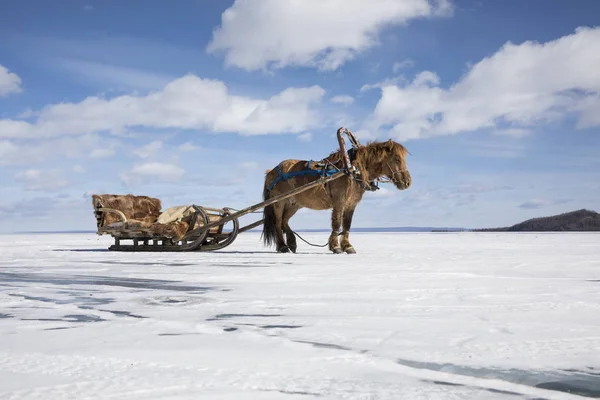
[321,129,410,190]
[378,161,408,186]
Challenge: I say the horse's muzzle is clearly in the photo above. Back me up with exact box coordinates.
[394,171,412,190]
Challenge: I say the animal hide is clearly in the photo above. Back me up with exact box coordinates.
[149,221,191,241]
[93,194,198,241]
[92,194,162,226]
[156,205,196,225]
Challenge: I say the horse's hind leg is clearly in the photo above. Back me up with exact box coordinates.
[340,205,357,254]
[328,204,344,254]
[273,202,289,253]
[282,204,300,253]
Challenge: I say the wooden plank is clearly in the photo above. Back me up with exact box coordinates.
[238,219,264,234]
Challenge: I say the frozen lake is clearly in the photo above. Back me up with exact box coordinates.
[0,232,599,399]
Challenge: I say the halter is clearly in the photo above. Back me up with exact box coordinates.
[370,162,408,187]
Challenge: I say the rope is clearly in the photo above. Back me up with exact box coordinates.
[293,231,328,247]
[292,230,343,248]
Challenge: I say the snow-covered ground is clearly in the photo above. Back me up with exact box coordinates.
[0,232,599,399]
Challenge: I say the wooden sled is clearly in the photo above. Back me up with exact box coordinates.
[92,195,255,252]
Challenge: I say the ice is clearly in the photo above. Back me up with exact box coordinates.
[0,232,599,399]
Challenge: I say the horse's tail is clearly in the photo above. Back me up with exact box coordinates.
[261,169,277,247]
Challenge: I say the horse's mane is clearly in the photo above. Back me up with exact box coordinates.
[321,139,408,182]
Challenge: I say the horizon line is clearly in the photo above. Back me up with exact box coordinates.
[7,226,471,235]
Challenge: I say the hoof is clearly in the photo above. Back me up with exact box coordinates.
[277,246,290,253]
[331,247,343,254]
[289,245,297,254]
[344,247,356,254]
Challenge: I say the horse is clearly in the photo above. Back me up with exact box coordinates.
[261,139,412,254]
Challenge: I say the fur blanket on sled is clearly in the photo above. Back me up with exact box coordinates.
[92,194,199,240]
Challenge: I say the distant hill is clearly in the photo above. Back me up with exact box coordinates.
[475,209,600,232]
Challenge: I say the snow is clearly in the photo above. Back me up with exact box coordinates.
[0,232,599,399]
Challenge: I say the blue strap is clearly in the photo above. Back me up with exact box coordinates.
[267,160,341,192]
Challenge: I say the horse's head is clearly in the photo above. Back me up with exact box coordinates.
[382,139,412,190]
[357,139,412,190]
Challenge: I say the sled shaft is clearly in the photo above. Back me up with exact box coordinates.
[195,172,347,234]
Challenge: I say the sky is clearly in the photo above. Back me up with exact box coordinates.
[1,0,599,233]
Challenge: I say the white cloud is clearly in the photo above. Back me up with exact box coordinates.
[412,70,439,86]
[518,198,572,210]
[0,141,19,164]
[298,132,313,142]
[0,194,95,233]
[0,120,31,137]
[330,95,355,105]
[576,94,600,129]
[0,64,22,96]
[493,128,531,137]
[518,199,546,210]
[360,75,408,92]
[353,129,377,141]
[178,142,198,152]
[207,0,453,71]
[53,58,175,91]
[90,148,116,159]
[365,187,396,199]
[18,108,39,119]
[0,134,120,166]
[463,140,526,159]
[133,140,163,158]
[0,75,325,139]
[15,169,70,191]
[369,27,600,140]
[392,59,414,73]
[120,162,185,186]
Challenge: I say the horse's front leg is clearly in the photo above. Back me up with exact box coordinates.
[328,205,344,254]
[340,206,357,254]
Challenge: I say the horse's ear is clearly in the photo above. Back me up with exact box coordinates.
[386,139,394,150]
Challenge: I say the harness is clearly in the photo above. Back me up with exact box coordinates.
[266,149,380,192]
[267,160,340,192]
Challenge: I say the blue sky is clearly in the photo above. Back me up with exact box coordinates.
[1,0,599,233]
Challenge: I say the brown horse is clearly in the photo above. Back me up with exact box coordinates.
[261,139,412,254]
